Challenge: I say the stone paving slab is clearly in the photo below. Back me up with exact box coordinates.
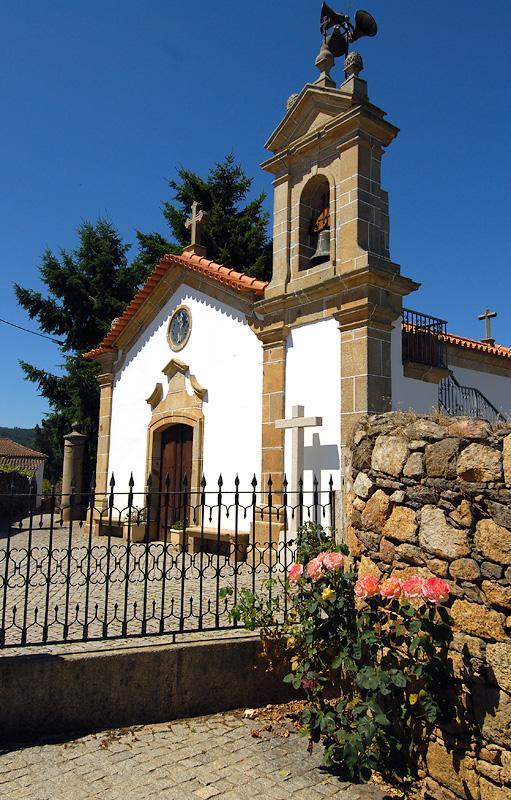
[0,711,395,800]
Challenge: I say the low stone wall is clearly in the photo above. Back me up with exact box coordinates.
[0,469,31,522]
[0,636,292,744]
[344,412,511,800]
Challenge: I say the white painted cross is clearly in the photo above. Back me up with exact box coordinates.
[275,406,323,530]
[185,201,208,248]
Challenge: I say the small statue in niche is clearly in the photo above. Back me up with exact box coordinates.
[310,193,330,266]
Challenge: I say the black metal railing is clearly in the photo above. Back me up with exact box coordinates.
[402,308,448,370]
[439,376,507,424]
[0,474,335,650]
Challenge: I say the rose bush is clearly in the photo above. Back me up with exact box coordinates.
[227,522,452,784]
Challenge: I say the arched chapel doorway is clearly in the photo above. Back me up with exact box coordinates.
[160,423,193,526]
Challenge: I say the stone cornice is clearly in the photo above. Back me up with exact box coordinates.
[334,302,400,332]
[262,104,399,175]
[250,318,290,346]
[254,264,418,321]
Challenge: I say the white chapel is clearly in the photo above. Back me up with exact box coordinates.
[84,40,511,539]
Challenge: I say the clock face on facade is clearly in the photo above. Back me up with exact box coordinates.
[168,306,192,351]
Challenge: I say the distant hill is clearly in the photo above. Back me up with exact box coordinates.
[0,427,37,449]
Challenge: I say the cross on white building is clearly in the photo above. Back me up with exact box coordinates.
[185,201,208,248]
[275,405,323,532]
[478,308,497,344]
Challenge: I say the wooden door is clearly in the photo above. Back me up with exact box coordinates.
[160,424,193,526]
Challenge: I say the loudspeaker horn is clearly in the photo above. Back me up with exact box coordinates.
[351,9,378,41]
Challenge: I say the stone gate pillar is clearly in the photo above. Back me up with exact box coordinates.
[61,424,87,521]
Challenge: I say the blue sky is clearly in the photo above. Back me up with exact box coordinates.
[1,0,510,427]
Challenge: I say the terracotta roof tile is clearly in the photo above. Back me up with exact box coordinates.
[0,439,46,459]
[84,251,268,360]
[0,439,46,471]
[402,321,511,361]
[440,331,511,359]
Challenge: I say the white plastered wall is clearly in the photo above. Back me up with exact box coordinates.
[448,364,511,419]
[391,317,511,418]
[107,284,263,513]
[284,317,341,502]
[391,317,439,414]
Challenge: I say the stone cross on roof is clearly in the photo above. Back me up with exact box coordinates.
[184,201,208,256]
[478,308,497,345]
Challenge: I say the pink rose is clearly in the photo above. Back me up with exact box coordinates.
[380,576,402,599]
[401,576,424,600]
[316,552,328,564]
[301,678,319,690]
[323,552,343,571]
[354,575,379,599]
[289,563,304,584]
[306,557,324,581]
[422,577,450,604]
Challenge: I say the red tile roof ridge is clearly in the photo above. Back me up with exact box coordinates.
[165,251,268,291]
[0,438,47,459]
[402,320,511,360]
[441,330,511,358]
[83,251,268,360]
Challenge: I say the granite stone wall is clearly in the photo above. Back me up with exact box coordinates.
[0,469,32,522]
[344,412,511,800]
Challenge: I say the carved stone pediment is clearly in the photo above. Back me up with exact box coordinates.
[161,358,206,404]
[146,383,163,409]
[264,84,352,154]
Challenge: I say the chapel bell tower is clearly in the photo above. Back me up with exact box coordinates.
[256,4,418,474]
[262,6,403,299]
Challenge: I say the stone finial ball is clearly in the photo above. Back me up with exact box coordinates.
[286,93,299,111]
[344,51,364,77]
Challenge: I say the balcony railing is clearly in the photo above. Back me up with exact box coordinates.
[402,308,448,370]
[439,376,507,424]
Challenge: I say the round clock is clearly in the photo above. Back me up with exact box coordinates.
[168,305,192,351]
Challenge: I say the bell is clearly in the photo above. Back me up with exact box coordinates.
[310,229,331,266]
[351,9,378,41]
[325,26,348,58]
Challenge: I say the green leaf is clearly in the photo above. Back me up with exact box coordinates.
[331,653,343,670]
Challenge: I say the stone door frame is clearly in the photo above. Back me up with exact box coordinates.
[146,410,204,518]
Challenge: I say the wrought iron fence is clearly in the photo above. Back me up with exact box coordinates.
[402,308,448,369]
[0,474,335,649]
[439,376,507,424]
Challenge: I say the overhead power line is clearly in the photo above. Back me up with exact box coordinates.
[0,317,65,345]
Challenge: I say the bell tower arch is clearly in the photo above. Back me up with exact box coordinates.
[254,47,419,463]
[262,55,399,300]
[298,173,332,272]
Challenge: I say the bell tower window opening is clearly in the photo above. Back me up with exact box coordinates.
[298,175,331,272]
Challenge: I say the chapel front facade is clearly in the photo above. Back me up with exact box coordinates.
[85,49,511,538]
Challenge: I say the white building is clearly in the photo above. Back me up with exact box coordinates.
[85,49,511,541]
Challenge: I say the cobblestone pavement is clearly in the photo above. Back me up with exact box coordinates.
[0,711,393,800]
[0,520,287,649]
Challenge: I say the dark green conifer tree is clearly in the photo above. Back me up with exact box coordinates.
[133,154,272,280]
[15,219,145,482]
